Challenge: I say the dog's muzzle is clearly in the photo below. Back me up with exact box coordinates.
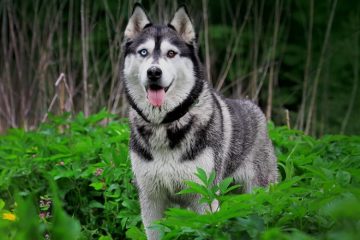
[147,66,162,84]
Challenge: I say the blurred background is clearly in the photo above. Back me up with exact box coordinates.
[0,0,359,136]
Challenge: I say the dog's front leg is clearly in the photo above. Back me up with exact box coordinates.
[139,192,167,240]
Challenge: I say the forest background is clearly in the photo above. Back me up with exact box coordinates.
[0,0,359,135]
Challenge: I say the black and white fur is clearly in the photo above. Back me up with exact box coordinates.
[122,4,278,240]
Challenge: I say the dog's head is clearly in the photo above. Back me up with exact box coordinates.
[122,4,204,124]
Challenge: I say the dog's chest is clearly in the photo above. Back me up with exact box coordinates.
[131,118,215,197]
[131,146,215,196]
[148,126,169,149]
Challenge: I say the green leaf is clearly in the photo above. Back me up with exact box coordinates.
[90,182,105,190]
[207,171,216,186]
[223,184,241,194]
[126,226,147,240]
[336,170,351,186]
[184,181,209,196]
[99,236,113,240]
[88,200,104,209]
[195,168,208,186]
[218,177,234,194]
[0,199,4,210]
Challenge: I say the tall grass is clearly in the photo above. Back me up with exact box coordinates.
[0,0,359,135]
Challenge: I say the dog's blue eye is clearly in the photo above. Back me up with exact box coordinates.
[138,49,148,57]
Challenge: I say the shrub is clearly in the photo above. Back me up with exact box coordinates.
[0,112,359,239]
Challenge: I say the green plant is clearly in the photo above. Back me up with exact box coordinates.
[0,111,140,239]
[177,168,241,212]
[151,123,360,239]
[0,113,359,239]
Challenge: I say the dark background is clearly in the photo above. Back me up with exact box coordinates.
[0,0,359,136]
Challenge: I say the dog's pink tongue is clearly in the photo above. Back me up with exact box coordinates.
[147,88,165,107]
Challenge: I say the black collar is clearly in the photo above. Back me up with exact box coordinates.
[161,80,203,123]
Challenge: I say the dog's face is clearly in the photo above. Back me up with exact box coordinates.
[123,4,203,123]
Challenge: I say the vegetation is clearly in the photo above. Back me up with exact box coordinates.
[1,112,359,239]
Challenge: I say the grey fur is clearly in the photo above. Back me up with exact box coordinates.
[122,4,278,240]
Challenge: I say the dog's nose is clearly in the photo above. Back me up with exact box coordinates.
[147,67,162,82]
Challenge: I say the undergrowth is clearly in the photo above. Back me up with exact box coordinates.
[0,111,359,239]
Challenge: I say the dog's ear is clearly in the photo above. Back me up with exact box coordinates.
[169,6,195,43]
[124,3,151,40]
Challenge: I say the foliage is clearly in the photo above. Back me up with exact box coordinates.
[149,123,360,239]
[0,111,139,239]
[0,112,360,239]
[177,168,241,212]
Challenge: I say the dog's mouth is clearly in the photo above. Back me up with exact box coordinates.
[146,81,173,107]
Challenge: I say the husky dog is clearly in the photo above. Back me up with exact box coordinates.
[122,4,278,239]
